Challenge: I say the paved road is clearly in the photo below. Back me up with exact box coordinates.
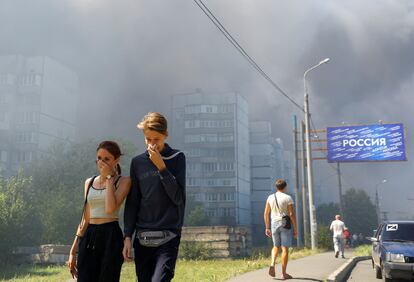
[347,259,377,281]
[227,251,349,282]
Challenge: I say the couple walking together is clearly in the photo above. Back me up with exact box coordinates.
[67,112,186,282]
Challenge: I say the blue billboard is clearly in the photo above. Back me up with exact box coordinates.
[327,123,406,162]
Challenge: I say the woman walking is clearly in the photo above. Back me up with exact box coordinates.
[68,141,131,281]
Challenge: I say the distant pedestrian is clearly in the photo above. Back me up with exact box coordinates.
[352,233,358,247]
[264,179,297,280]
[330,215,346,258]
[343,227,350,248]
[358,233,364,244]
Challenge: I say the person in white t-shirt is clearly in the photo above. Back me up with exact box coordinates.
[264,179,297,280]
[329,215,346,258]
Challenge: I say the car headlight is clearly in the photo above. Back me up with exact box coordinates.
[385,252,405,263]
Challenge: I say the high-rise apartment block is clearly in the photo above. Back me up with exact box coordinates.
[0,55,79,176]
[171,91,251,226]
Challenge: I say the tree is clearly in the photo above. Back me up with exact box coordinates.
[28,139,137,244]
[0,173,39,263]
[184,194,210,226]
[342,188,377,237]
[316,202,340,226]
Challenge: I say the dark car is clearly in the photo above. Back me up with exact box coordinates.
[370,221,414,281]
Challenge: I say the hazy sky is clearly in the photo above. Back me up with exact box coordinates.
[1,0,413,219]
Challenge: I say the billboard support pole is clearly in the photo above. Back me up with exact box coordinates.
[292,116,303,248]
[301,121,309,247]
[337,162,344,217]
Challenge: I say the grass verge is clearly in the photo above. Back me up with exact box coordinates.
[0,248,322,282]
[353,244,371,257]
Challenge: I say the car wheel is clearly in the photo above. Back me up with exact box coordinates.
[375,265,382,279]
[381,264,392,281]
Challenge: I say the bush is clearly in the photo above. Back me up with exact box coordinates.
[0,173,40,264]
[179,241,213,260]
[317,224,333,250]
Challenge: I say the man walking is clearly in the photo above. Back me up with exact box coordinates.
[330,215,346,258]
[264,179,297,280]
[123,112,186,282]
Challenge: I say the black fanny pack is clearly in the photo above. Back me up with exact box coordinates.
[136,230,177,247]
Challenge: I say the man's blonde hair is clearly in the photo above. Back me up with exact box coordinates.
[137,112,168,135]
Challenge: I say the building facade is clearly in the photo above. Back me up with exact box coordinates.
[0,55,79,176]
[249,121,288,244]
[171,91,251,226]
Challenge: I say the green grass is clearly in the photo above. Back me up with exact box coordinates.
[353,244,371,257]
[0,248,322,282]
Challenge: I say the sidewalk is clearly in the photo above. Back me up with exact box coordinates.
[227,251,351,282]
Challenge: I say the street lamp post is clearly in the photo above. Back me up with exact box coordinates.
[375,179,387,225]
[303,58,330,250]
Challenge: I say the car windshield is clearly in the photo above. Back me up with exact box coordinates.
[381,223,414,241]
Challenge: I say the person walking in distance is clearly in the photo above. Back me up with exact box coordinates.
[123,112,186,282]
[330,215,346,258]
[263,179,297,280]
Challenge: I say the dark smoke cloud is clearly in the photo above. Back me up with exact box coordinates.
[1,0,413,218]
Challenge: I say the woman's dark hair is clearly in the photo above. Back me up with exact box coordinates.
[97,141,123,175]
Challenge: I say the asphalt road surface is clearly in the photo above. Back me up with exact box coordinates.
[347,259,410,282]
[347,259,378,281]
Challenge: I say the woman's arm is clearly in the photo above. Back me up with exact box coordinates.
[68,178,92,277]
[105,176,132,214]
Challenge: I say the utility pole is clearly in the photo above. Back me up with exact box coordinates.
[303,58,330,249]
[304,93,317,249]
[337,163,344,217]
[293,116,302,247]
[300,121,309,247]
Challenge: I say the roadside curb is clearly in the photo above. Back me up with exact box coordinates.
[326,255,371,282]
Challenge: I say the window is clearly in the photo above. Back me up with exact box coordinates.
[0,73,15,85]
[218,162,234,171]
[187,148,201,157]
[222,207,234,217]
[206,208,217,217]
[188,163,200,172]
[207,179,216,186]
[184,105,201,114]
[20,74,42,86]
[16,132,35,143]
[221,192,235,201]
[218,104,234,113]
[218,134,234,142]
[184,134,201,143]
[206,193,218,202]
[202,162,217,172]
[201,105,217,113]
[187,178,199,186]
[17,112,38,124]
[16,151,33,162]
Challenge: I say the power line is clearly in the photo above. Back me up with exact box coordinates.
[193,0,304,112]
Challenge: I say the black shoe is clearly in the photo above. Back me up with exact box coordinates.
[341,255,345,258]
[335,251,339,258]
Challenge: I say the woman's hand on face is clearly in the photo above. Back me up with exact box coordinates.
[97,159,116,177]
[147,145,166,171]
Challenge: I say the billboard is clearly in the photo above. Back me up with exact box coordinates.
[327,123,406,162]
